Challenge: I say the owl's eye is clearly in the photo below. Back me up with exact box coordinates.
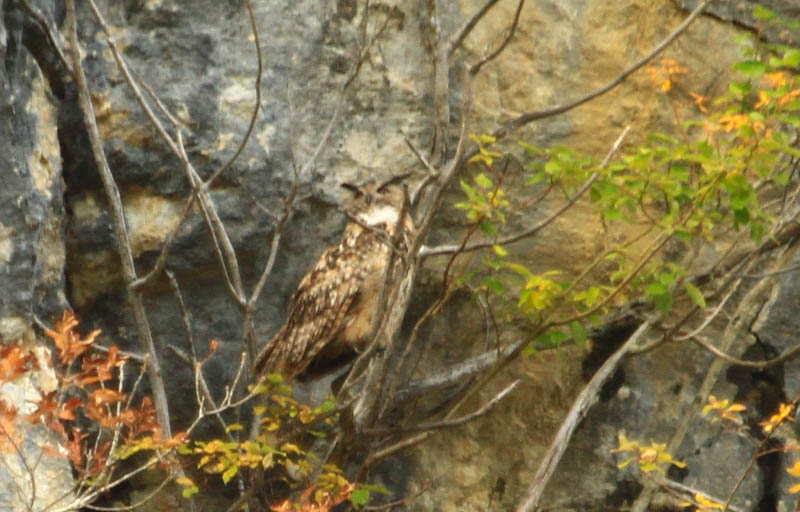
[341,182,363,198]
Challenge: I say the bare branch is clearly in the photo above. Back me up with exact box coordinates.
[655,477,746,512]
[368,379,519,436]
[395,338,525,403]
[84,0,180,155]
[492,0,713,141]
[688,334,800,369]
[206,0,262,186]
[175,131,246,305]
[421,125,630,257]
[515,316,657,512]
[360,379,519,475]
[469,0,525,76]
[82,476,171,512]
[19,0,73,77]
[66,0,172,437]
[447,0,502,56]
[628,259,783,512]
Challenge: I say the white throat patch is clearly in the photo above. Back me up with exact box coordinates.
[358,205,400,226]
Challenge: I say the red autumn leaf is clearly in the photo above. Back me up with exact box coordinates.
[90,387,125,406]
[0,399,18,452]
[117,408,136,427]
[41,444,63,458]
[0,344,36,383]
[58,397,83,421]
[45,311,99,365]
[66,427,86,470]
[79,346,127,386]
[84,402,119,429]
[87,440,111,476]
[165,430,188,449]
[25,390,59,424]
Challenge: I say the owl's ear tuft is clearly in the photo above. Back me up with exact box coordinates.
[341,182,362,197]
[378,173,412,192]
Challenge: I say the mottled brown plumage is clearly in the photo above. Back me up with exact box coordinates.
[253,174,413,381]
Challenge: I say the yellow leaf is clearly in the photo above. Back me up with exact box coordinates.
[610,432,638,453]
[787,461,800,477]
[176,477,194,487]
[695,493,723,509]
[617,457,634,469]
[281,443,302,454]
[790,482,800,494]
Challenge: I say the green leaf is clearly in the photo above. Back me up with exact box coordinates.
[536,329,569,348]
[684,281,706,308]
[350,489,371,507]
[734,60,767,78]
[645,282,668,297]
[733,207,750,226]
[729,81,751,97]
[659,272,675,286]
[773,172,790,186]
[544,160,562,175]
[569,321,587,347]
[493,244,508,257]
[519,141,545,155]
[501,261,535,280]
[182,485,199,499]
[753,5,776,20]
[653,291,673,313]
[265,373,283,384]
[479,221,498,235]
[222,465,239,484]
[476,173,494,189]
[526,171,546,185]
[484,277,505,295]
[781,49,800,67]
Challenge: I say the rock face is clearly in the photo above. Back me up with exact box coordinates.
[2,0,799,510]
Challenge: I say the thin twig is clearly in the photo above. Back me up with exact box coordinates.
[206,0,262,186]
[515,317,657,512]
[447,0,502,56]
[469,0,526,76]
[82,475,171,511]
[66,0,172,437]
[421,125,630,257]
[0,421,37,511]
[19,0,74,77]
[366,379,519,436]
[359,379,519,477]
[491,0,714,141]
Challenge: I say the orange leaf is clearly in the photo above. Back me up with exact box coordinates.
[58,397,82,421]
[66,427,86,469]
[46,311,98,365]
[25,390,59,424]
[90,388,125,405]
[0,344,35,383]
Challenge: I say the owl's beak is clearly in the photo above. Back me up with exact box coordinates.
[364,194,372,205]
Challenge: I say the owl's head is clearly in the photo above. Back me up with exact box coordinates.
[341,173,411,226]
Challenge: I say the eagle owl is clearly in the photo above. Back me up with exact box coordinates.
[253,173,413,381]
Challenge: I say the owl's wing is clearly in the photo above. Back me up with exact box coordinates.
[253,241,366,378]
